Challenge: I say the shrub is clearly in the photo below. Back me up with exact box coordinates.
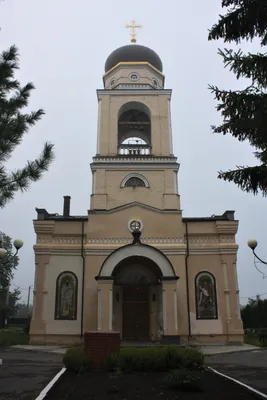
[258,329,267,346]
[107,345,204,373]
[164,368,201,391]
[63,344,92,373]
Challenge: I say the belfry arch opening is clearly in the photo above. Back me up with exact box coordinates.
[118,102,151,156]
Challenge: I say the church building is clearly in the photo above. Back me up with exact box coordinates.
[30,25,244,345]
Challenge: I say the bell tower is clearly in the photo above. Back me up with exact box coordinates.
[90,25,180,211]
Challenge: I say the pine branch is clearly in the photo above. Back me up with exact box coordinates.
[208,0,267,46]
[218,164,267,195]
[209,85,267,147]
[0,142,55,208]
[218,48,267,88]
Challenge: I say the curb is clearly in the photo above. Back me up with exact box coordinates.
[209,367,267,399]
[205,348,261,356]
[35,367,66,400]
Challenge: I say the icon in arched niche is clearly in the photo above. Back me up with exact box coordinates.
[195,272,218,319]
[55,272,78,320]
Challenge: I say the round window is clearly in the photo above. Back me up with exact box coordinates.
[153,79,158,86]
[130,73,139,81]
[110,79,115,86]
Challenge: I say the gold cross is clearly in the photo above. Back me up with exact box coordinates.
[125,20,142,44]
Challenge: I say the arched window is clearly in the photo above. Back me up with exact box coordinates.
[55,272,78,320]
[195,272,218,320]
[121,173,149,188]
[125,177,145,187]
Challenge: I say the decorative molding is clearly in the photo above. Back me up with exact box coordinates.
[35,235,236,248]
[92,156,177,164]
[52,237,83,245]
[87,237,184,245]
[97,89,171,96]
[220,236,235,244]
[37,236,83,245]
[188,236,235,245]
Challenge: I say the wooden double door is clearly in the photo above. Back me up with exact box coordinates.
[122,285,149,341]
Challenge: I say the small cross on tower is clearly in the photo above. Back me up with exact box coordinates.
[125,20,142,44]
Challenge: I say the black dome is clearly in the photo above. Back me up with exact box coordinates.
[105,44,163,73]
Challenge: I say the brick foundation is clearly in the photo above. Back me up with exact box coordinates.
[84,331,120,370]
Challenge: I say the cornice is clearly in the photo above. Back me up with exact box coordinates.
[97,89,172,97]
[91,160,179,170]
[103,61,165,79]
[216,220,239,235]
[34,220,55,234]
[92,156,177,163]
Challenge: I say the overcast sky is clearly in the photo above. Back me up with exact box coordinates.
[1,0,267,305]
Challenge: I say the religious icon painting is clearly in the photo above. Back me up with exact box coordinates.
[55,272,78,320]
[195,271,218,319]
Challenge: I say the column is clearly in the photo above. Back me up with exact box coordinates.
[162,278,178,337]
[30,255,49,341]
[96,99,102,154]
[223,263,231,320]
[96,278,114,332]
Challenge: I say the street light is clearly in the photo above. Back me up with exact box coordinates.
[248,239,267,278]
[0,237,23,328]
[0,238,23,265]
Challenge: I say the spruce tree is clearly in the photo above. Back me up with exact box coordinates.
[0,45,54,208]
[208,0,267,195]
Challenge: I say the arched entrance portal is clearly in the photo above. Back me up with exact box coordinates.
[113,256,163,341]
[96,243,179,342]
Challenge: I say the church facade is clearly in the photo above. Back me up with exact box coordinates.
[30,39,244,345]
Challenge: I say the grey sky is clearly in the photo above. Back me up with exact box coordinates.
[1,0,266,304]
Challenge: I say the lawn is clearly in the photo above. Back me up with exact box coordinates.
[0,328,29,346]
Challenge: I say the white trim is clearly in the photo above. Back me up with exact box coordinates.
[99,244,175,277]
[223,263,228,289]
[109,288,113,331]
[168,99,173,154]
[97,89,172,97]
[226,293,231,319]
[174,289,178,332]
[97,289,102,331]
[209,367,267,399]
[35,367,66,400]
[121,173,150,188]
[96,99,101,154]
[163,289,167,333]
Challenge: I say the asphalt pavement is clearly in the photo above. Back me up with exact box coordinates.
[207,349,267,396]
[0,347,63,400]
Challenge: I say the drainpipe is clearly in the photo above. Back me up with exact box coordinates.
[185,221,192,340]
[80,220,85,338]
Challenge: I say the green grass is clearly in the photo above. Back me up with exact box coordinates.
[0,329,29,346]
[244,334,267,347]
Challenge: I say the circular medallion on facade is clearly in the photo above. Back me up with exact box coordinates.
[128,218,143,232]
[129,72,139,81]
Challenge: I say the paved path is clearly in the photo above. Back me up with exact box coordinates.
[207,348,267,395]
[13,343,258,355]
[0,347,63,399]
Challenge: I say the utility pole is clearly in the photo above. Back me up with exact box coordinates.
[27,286,32,314]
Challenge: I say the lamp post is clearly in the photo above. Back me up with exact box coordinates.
[247,239,267,279]
[0,238,24,263]
[0,237,23,328]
